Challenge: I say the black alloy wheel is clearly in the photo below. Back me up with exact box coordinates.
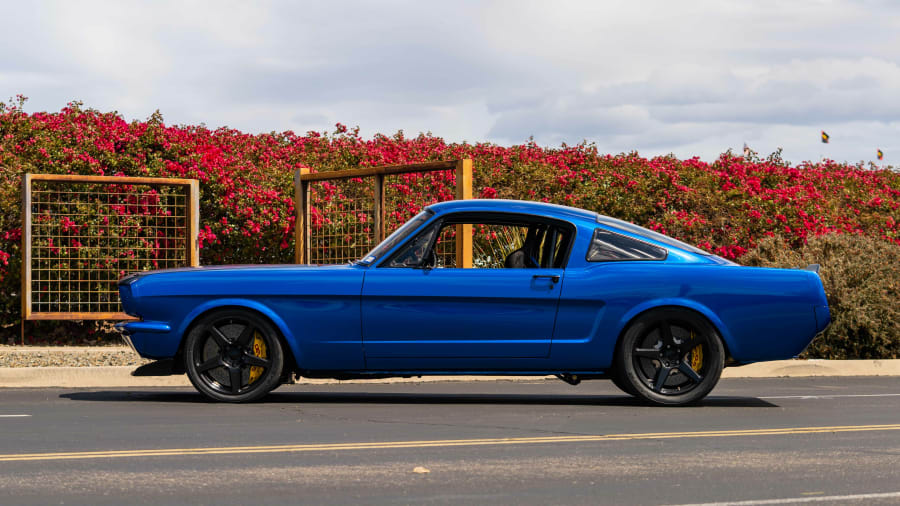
[184,309,285,403]
[613,308,724,406]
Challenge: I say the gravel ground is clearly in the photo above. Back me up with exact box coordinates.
[0,346,152,368]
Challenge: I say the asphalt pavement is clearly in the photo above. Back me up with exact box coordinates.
[1,377,899,505]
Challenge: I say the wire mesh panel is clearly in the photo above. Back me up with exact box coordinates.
[383,169,457,231]
[22,174,199,320]
[296,160,472,266]
[384,168,457,263]
[307,178,376,264]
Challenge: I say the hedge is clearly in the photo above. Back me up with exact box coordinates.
[1,98,898,355]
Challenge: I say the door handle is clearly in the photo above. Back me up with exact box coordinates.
[532,274,560,283]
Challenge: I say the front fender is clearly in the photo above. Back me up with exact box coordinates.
[176,298,302,367]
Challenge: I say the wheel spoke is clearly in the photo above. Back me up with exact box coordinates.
[196,356,222,373]
[634,348,660,359]
[658,322,674,346]
[653,366,671,392]
[678,360,703,383]
[228,366,242,394]
[234,324,255,348]
[208,326,230,348]
[243,353,270,368]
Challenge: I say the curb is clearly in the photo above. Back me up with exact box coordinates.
[722,359,900,378]
[0,367,192,388]
[1,360,899,388]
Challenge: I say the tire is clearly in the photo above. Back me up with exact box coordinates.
[184,309,285,403]
[615,308,724,406]
[610,369,637,397]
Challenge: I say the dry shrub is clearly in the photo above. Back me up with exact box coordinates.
[740,233,900,359]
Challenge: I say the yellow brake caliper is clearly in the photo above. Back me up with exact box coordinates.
[689,331,703,372]
[248,331,267,385]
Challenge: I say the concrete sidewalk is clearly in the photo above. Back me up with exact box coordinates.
[1,357,899,388]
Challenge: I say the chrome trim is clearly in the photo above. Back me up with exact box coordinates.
[117,321,172,334]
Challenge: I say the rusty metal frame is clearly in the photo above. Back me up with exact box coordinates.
[21,174,199,326]
[295,159,473,267]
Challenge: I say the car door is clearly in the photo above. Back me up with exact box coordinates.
[360,214,572,364]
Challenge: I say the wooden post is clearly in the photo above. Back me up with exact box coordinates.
[455,159,473,268]
[187,180,200,266]
[295,168,311,264]
[373,173,385,243]
[21,173,31,345]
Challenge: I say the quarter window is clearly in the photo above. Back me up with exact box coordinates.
[586,228,667,262]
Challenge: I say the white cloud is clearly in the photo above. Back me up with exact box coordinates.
[1,0,898,164]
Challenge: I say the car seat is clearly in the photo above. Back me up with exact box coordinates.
[504,225,544,268]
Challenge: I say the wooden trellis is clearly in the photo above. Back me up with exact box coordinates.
[294,159,473,266]
[21,174,199,325]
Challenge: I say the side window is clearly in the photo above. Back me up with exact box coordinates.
[434,223,530,269]
[586,228,667,262]
[433,221,570,269]
[383,215,573,269]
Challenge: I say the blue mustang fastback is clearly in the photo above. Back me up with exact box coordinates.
[117,199,830,405]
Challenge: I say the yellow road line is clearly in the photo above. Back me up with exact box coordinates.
[2,423,899,462]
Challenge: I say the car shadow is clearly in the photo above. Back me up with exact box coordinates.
[60,390,777,408]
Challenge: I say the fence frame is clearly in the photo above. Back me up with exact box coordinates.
[21,173,200,325]
[295,159,473,267]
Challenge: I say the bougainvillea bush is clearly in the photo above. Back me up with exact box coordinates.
[1,97,898,355]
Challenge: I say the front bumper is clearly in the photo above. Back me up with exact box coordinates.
[115,321,177,359]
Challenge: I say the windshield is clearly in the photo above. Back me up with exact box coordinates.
[357,210,434,265]
[596,216,713,256]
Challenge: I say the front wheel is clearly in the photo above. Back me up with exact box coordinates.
[184,309,285,403]
[613,308,724,406]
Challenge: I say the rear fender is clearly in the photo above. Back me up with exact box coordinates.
[615,298,737,358]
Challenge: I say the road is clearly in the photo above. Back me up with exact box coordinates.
[1,377,899,505]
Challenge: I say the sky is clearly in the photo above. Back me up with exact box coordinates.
[1,0,898,165]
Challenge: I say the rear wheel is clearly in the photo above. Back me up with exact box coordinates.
[184,309,284,403]
[614,308,724,406]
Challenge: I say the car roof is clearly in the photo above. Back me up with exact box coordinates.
[426,199,722,262]
[427,199,600,224]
